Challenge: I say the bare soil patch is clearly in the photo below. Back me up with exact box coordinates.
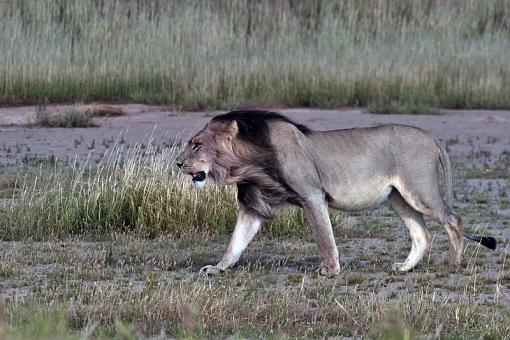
[1,105,509,167]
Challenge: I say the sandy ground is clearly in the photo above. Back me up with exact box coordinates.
[1,105,510,166]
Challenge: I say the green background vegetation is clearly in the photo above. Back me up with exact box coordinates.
[1,0,510,111]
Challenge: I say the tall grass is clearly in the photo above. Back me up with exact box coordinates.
[0,137,340,240]
[1,0,509,111]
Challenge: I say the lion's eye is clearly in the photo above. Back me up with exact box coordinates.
[192,143,202,151]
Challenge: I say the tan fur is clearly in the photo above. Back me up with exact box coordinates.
[177,114,466,276]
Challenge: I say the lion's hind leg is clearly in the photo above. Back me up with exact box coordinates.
[393,179,464,269]
[388,190,432,272]
[443,214,464,268]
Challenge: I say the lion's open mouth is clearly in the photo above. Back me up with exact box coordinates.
[191,171,207,189]
[192,171,206,182]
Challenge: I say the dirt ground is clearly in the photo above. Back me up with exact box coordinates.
[1,104,510,167]
[0,105,509,337]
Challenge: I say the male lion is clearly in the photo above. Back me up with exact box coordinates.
[176,110,496,276]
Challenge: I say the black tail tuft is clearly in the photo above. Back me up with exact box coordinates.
[479,236,497,250]
[464,233,497,250]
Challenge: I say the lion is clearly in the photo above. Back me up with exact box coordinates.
[176,110,496,276]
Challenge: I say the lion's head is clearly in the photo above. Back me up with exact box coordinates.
[177,110,313,218]
[176,117,272,189]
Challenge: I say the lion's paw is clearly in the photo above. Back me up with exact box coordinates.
[391,261,413,273]
[316,264,340,278]
[199,265,224,276]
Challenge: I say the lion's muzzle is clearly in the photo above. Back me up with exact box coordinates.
[191,171,207,189]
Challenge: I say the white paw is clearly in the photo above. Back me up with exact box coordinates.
[391,261,412,272]
[199,265,224,276]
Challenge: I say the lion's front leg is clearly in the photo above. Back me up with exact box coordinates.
[200,204,263,276]
[303,197,341,277]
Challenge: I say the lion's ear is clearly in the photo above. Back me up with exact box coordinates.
[223,120,238,138]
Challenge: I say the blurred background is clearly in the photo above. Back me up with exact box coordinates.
[2,0,510,112]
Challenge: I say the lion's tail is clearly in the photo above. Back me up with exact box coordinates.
[436,141,497,250]
[436,142,453,210]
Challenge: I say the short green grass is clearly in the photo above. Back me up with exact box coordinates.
[1,0,510,111]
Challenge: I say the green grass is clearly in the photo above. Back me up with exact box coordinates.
[1,0,510,111]
[0,139,341,240]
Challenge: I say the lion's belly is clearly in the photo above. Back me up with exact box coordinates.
[325,183,393,211]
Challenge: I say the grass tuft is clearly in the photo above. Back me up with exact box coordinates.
[34,107,98,128]
[367,101,440,115]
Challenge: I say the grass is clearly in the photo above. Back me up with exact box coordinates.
[1,0,510,111]
[0,140,234,239]
[0,138,342,240]
[367,101,440,115]
[34,107,98,128]
[0,236,506,339]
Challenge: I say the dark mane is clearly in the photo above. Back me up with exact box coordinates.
[211,110,311,148]
[211,110,309,218]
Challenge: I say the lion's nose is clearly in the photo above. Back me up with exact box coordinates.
[176,162,183,168]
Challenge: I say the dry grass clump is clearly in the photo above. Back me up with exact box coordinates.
[35,107,98,128]
[0,140,231,239]
[79,104,124,117]
[0,173,19,199]
[1,1,510,111]
[33,104,124,128]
